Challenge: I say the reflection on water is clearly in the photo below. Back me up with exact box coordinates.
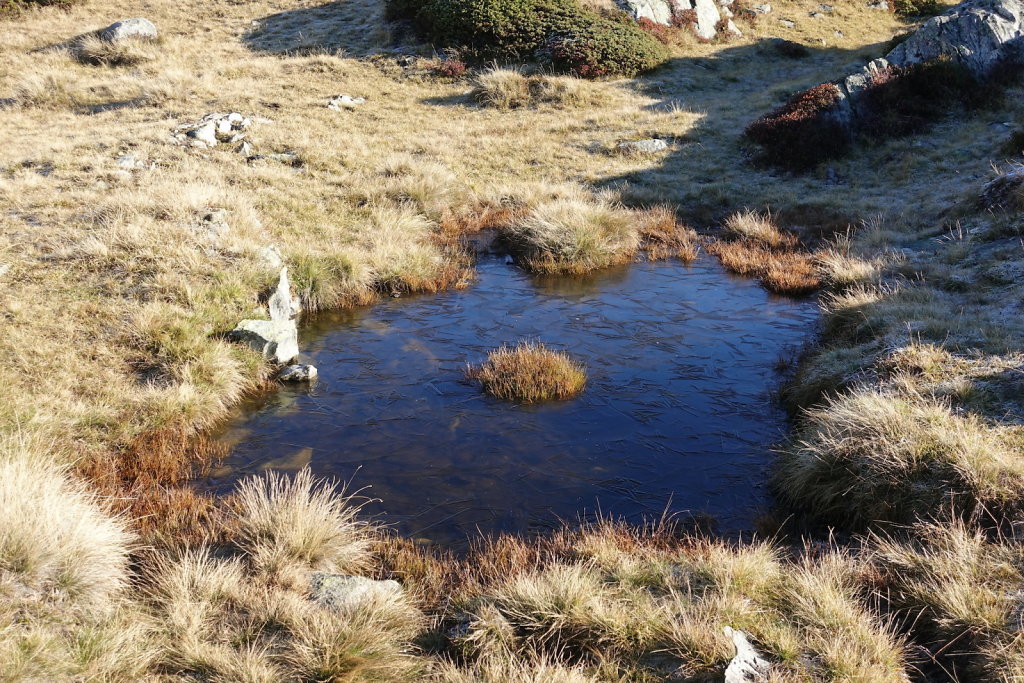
[205,256,818,546]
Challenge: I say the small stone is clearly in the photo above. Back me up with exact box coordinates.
[238,140,254,156]
[819,3,834,10]
[724,627,771,682]
[99,17,157,43]
[780,18,796,26]
[279,364,318,382]
[227,112,244,124]
[809,11,825,18]
[754,3,771,11]
[201,208,230,238]
[308,573,403,613]
[617,138,669,154]
[835,30,845,37]
[867,0,888,8]
[327,94,366,110]
[115,153,144,169]
[187,122,218,147]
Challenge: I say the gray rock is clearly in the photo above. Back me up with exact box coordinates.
[980,166,1024,209]
[810,11,826,18]
[327,94,366,110]
[886,0,1024,76]
[176,113,251,149]
[200,208,229,239]
[819,3,834,10]
[309,573,403,613]
[868,0,889,8]
[229,319,298,364]
[115,153,146,170]
[99,18,157,43]
[617,0,675,23]
[693,0,725,39]
[279,364,318,382]
[780,18,796,26]
[617,138,669,154]
[724,627,770,682]
[187,122,218,147]
[754,3,772,11]
[229,268,300,364]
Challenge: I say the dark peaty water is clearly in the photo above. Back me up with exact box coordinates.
[205,256,818,547]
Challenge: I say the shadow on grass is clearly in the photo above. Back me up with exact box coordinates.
[243,0,394,57]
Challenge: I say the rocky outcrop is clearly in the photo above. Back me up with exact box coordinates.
[616,0,739,40]
[229,267,300,365]
[886,0,1024,75]
[308,573,403,612]
[172,113,252,149]
[100,18,158,43]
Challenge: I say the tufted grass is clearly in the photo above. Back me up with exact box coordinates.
[468,341,587,403]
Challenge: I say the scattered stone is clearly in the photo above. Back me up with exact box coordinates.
[173,113,252,149]
[229,267,300,364]
[835,30,845,37]
[724,627,771,682]
[279,364,318,382]
[199,208,230,239]
[327,94,366,110]
[99,18,158,43]
[868,0,888,7]
[308,573,403,613]
[819,3,834,10]
[980,166,1024,209]
[779,18,796,26]
[115,153,147,170]
[259,244,283,269]
[617,138,669,154]
[0,263,9,278]
[238,140,254,156]
[754,3,772,11]
[809,11,826,18]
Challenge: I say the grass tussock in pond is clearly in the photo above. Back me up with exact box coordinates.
[468,341,587,403]
[709,211,822,295]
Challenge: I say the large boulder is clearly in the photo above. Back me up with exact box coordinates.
[100,18,158,43]
[616,0,738,39]
[886,0,1024,76]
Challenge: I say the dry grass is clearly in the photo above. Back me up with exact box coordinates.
[75,34,162,66]
[723,209,797,249]
[233,468,374,585]
[473,67,602,110]
[775,387,1024,525]
[468,341,587,403]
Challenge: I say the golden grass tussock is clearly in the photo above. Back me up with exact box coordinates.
[468,341,587,403]
[723,210,798,250]
[0,435,132,608]
[233,468,374,585]
[501,196,639,274]
[635,205,700,261]
[473,67,603,110]
[775,387,1024,525]
[710,240,822,294]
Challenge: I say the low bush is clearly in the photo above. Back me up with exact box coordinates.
[743,83,849,171]
[468,341,587,402]
[388,0,667,77]
[891,0,944,17]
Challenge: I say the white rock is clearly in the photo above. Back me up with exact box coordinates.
[724,627,770,682]
[327,94,366,110]
[279,364,318,382]
[754,3,772,11]
[269,267,301,322]
[309,573,403,613]
[618,138,669,154]
[616,0,675,24]
[694,0,724,39]
[229,319,298,365]
[227,112,244,124]
[99,17,157,43]
[187,122,218,147]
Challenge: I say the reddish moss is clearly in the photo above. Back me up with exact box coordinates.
[744,82,849,171]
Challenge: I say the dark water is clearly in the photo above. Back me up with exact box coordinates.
[205,256,817,546]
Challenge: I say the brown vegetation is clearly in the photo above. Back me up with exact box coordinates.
[467,341,587,402]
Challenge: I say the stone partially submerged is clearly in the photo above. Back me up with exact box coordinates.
[229,267,300,365]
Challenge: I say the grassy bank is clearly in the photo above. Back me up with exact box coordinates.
[6,0,1024,678]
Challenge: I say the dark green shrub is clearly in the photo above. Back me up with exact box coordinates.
[545,17,669,77]
[387,0,667,77]
[744,83,850,171]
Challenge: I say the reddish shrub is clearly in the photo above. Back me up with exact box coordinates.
[744,83,849,170]
[432,58,469,77]
[637,17,680,44]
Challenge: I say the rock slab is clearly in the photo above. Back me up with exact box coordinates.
[309,573,403,612]
[724,627,770,682]
[100,18,158,43]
